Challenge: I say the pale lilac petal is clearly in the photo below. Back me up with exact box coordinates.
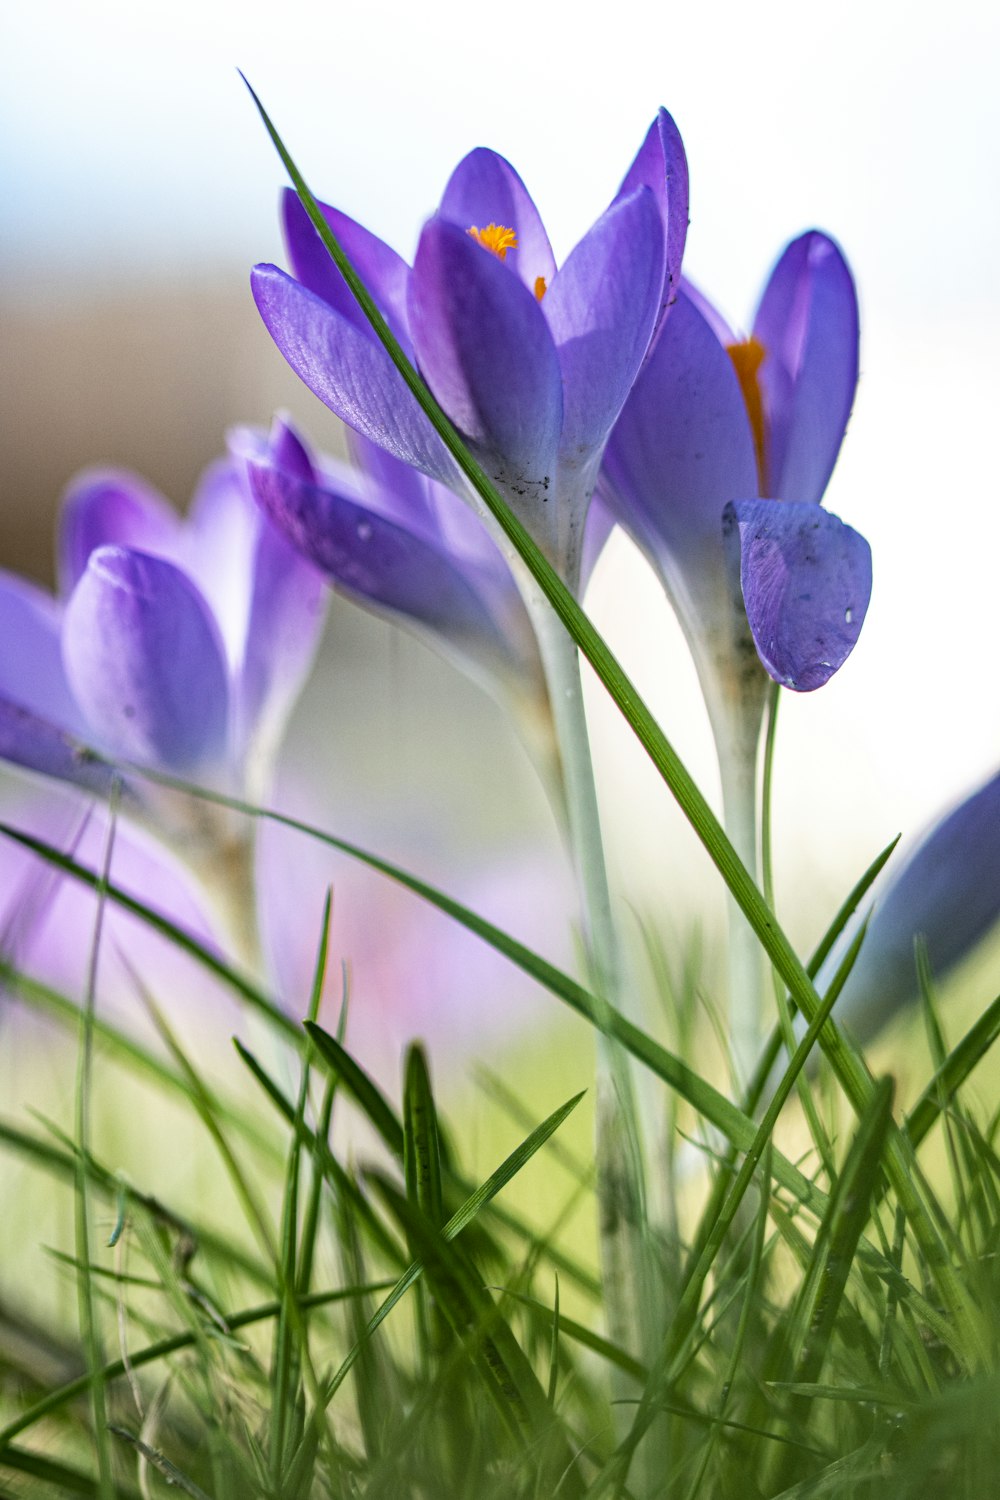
[62,548,230,774]
[251,264,455,485]
[752,232,859,503]
[837,771,1000,1040]
[344,430,444,537]
[58,470,180,594]
[544,187,664,457]
[615,108,689,336]
[438,148,556,298]
[182,460,258,672]
[723,499,871,691]
[580,492,615,594]
[0,572,85,734]
[409,217,563,489]
[602,287,757,574]
[282,189,413,348]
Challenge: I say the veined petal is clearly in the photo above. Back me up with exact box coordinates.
[0,572,86,735]
[723,498,871,691]
[246,454,519,677]
[409,217,563,491]
[602,287,758,574]
[0,697,117,797]
[837,770,1000,1040]
[438,147,556,298]
[615,108,689,338]
[62,548,230,774]
[752,231,859,504]
[252,264,455,485]
[282,189,413,347]
[59,470,179,594]
[545,186,664,458]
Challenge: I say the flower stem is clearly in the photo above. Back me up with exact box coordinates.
[521,582,655,1387]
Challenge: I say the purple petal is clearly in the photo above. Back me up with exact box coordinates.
[282,189,413,348]
[723,499,871,691]
[408,217,563,489]
[615,108,689,337]
[837,770,1000,1040]
[182,460,258,671]
[752,232,859,503]
[544,186,664,458]
[438,147,556,299]
[602,287,757,574]
[580,492,615,594]
[252,264,455,485]
[0,697,116,797]
[246,454,520,678]
[62,548,230,774]
[58,470,180,594]
[0,572,86,734]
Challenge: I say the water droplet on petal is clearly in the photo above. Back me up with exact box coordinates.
[845,607,853,624]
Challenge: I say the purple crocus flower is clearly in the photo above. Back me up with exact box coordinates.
[600,232,872,711]
[835,770,1000,1041]
[250,111,687,588]
[0,443,326,819]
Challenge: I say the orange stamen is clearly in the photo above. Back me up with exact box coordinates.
[534,275,547,301]
[467,223,518,261]
[726,336,768,493]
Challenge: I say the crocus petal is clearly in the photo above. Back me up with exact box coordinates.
[409,217,563,492]
[602,288,758,574]
[544,186,664,458]
[836,770,1000,1041]
[0,697,116,797]
[246,456,519,678]
[182,460,258,672]
[62,548,230,774]
[59,470,180,594]
[438,147,556,298]
[252,264,455,485]
[282,189,413,348]
[615,108,689,337]
[752,232,859,503]
[0,572,86,734]
[723,499,871,691]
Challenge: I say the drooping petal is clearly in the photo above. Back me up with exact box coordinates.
[0,698,117,797]
[246,453,520,680]
[752,232,859,503]
[58,470,180,594]
[544,186,664,459]
[251,264,456,485]
[62,548,230,774]
[0,572,86,735]
[837,771,1000,1041]
[408,217,563,491]
[602,287,758,575]
[615,108,689,339]
[723,498,871,691]
[438,147,556,298]
[282,189,413,347]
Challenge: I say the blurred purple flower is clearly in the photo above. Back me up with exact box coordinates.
[0,443,326,813]
[250,111,687,586]
[601,232,871,703]
[836,770,1000,1041]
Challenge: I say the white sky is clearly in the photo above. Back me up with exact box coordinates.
[2,0,1000,927]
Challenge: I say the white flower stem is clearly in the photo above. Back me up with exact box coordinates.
[522,583,655,1388]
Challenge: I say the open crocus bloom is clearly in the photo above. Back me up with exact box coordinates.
[250,111,687,589]
[0,445,326,822]
[834,769,1000,1042]
[600,231,872,725]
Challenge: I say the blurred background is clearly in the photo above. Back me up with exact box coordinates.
[2,0,1000,1080]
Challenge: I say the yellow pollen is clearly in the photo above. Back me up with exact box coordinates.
[467,223,518,261]
[534,275,547,301]
[726,336,768,493]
